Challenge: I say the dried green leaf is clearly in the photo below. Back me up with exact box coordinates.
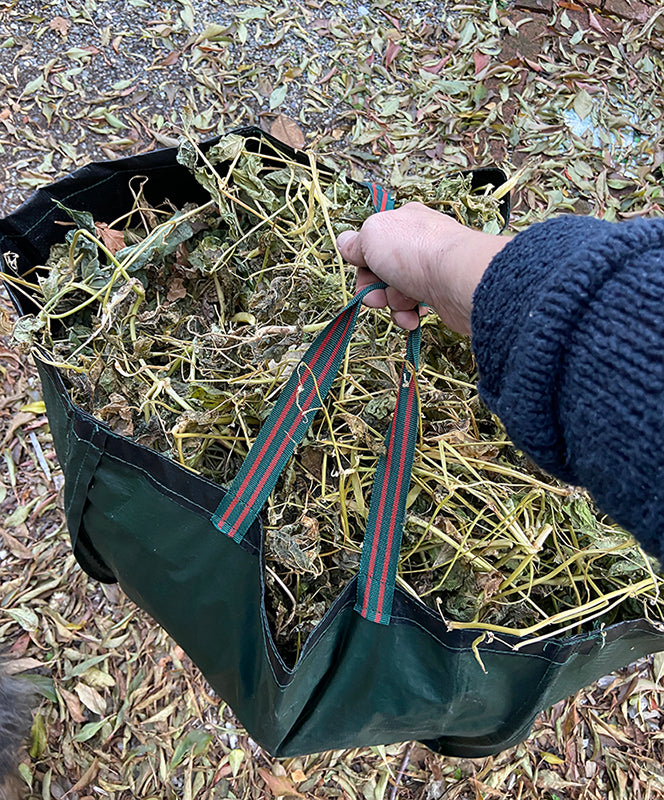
[6,606,39,631]
[53,200,95,233]
[81,668,116,689]
[4,502,31,527]
[171,729,213,767]
[22,674,58,703]
[228,748,244,777]
[22,75,44,95]
[573,89,593,121]
[72,718,108,742]
[115,211,195,272]
[196,23,228,42]
[207,133,245,164]
[269,83,288,110]
[29,712,48,759]
[177,139,198,170]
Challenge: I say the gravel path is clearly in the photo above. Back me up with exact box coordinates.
[0,0,456,215]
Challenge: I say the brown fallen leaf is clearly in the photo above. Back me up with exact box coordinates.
[166,277,187,302]
[257,74,273,97]
[587,8,607,34]
[421,55,451,74]
[96,393,134,437]
[62,758,99,798]
[309,18,330,33]
[473,51,491,75]
[95,222,125,255]
[3,657,47,674]
[59,687,87,723]
[175,242,190,268]
[317,66,337,85]
[1,527,33,559]
[75,682,107,716]
[49,16,72,36]
[385,39,401,68]
[270,115,305,150]
[477,570,504,601]
[0,300,11,335]
[258,767,305,798]
[1,411,33,448]
[8,633,30,657]
[157,50,181,67]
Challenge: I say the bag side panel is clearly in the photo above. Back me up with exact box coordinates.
[74,447,348,753]
[278,600,664,757]
[535,620,664,714]
[36,358,115,582]
[278,611,547,756]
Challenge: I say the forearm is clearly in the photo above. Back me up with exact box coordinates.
[471,215,664,558]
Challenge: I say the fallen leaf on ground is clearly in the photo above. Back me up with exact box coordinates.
[270,115,305,149]
[49,16,71,36]
[258,767,305,798]
[60,687,87,723]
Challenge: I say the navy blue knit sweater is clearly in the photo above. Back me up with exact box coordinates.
[471,215,664,561]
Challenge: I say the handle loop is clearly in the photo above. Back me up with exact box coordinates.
[362,181,395,213]
[211,181,421,625]
[211,282,387,542]
[355,328,420,624]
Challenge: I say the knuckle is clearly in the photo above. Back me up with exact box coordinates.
[361,212,384,235]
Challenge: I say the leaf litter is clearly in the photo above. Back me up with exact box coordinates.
[1,0,664,798]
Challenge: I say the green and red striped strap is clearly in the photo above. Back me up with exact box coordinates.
[212,181,420,625]
[211,283,386,543]
[364,181,395,213]
[355,326,420,625]
[353,182,419,623]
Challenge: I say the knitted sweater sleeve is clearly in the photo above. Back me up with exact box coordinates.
[470,215,664,561]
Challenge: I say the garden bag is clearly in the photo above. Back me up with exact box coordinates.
[3,127,664,759]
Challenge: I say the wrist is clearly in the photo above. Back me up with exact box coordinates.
[426,227,511,335]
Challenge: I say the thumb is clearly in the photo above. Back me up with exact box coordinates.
[336,229,366,267]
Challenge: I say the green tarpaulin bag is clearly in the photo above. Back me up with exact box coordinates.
[3,127,664,758]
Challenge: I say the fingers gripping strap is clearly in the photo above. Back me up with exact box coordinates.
[211,283,386,543]
[355,326,421,625]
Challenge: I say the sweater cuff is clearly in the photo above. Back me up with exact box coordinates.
[470,213,664,558]
[470,215,662,481]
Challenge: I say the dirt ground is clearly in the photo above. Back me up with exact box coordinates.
[1,0,664,798]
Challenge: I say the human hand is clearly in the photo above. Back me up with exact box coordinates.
[336,202,510,334]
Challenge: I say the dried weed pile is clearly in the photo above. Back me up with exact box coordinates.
[5,134,662,666]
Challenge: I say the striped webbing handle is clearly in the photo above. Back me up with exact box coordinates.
[212,283,387,542]
[212,181,422,625]
[347,182,422,623]
[364,181,395,213]
[354,327,420,624]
